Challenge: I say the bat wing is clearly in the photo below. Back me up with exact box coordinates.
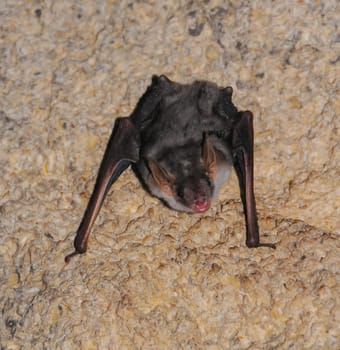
[232,111,276,248]
[65,118,140,262]
[65,75,176,262]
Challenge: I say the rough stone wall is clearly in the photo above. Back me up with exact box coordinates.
[0,1,339,349]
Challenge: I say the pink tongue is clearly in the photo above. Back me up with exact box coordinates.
[193,200,210,213]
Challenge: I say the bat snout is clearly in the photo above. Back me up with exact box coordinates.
[192,199,211,213]
[180,176,213,213]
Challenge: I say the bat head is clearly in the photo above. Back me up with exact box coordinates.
[146,135,217,213]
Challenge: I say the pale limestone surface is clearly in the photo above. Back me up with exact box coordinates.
[0,1,339,349]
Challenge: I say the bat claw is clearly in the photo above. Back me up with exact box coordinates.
[64,250,84,263]
[246,241,276,249]
[260,242,276,249]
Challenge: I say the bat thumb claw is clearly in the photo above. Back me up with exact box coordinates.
[64,250,83,263]
[246,241,276,249]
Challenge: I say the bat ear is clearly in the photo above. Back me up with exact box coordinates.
[222,86,233,96]
[221,86,233,103]
[147,159,175,196]
[202,134,217,179]
[152,74,172,85]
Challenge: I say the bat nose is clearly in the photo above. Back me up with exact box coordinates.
[193,199,211,213]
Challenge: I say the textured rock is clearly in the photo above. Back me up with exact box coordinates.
[0,1,339,349]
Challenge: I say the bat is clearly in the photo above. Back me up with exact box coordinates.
[65,75,275,262]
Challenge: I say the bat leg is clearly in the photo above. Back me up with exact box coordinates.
[65,118,140,262]
[232,111,275,249]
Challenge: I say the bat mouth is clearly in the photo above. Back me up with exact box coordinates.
[192,199,211,213]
